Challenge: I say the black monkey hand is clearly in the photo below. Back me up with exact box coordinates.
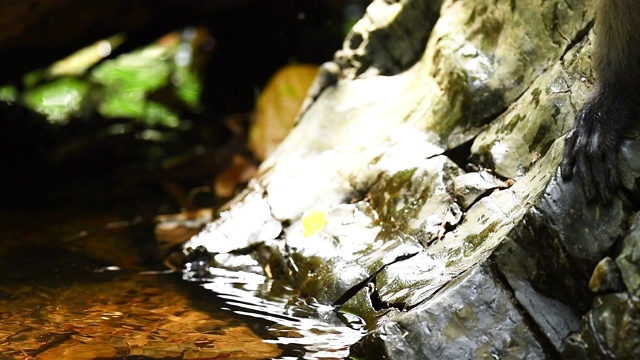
[561,93,632,203]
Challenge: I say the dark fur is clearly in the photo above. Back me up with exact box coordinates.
[562,0,640,202]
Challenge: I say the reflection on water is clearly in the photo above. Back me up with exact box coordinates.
[195,267,366,359]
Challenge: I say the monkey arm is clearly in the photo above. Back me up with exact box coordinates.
[562,0,640,203]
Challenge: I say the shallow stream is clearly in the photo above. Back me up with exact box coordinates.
[0,209,364,359]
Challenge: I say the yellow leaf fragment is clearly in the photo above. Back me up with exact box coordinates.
[301,208,328,237]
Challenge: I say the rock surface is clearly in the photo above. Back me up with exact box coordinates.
[181,0,640,358]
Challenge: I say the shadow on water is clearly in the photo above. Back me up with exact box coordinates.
[0,210,364,359]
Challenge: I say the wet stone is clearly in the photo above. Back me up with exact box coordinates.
[211,252,263,274]
[620,138,640,191]
[339,283,381,327]
[174,0,640,357]
[183,184,280,256]
[277,150,469,304]
[374,141,562,309]
[492,235,582,352]
[563,293,640,360]
[335,0,444,78]
[616,213,640,297]
[350,264,548,360]
[282,201,423,304]
[535,171,628,273]
[589,257,625,294]
[452,170,507,210]
[367,155,463,246]
[374,250,450,308]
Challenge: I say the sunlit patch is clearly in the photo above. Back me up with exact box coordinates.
[93,266,122,272]
[47,34,125,78]
[0,85,17,103]
[14,28,205,128]
[23,77,89,124]
[491,140,509,163]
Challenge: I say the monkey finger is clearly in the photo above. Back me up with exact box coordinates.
[561,133,578,179]
[575,150,596,201]
[561,165,574,180]
[560,156,575,179]
[604,156,621,197]
[590,156,612,203]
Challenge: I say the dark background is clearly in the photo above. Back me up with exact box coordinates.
[0,0,362,210]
